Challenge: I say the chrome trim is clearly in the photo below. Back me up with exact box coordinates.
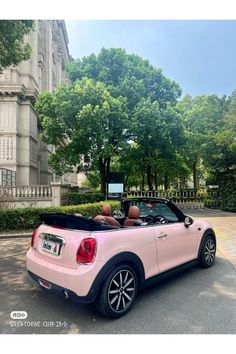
[62,290,69,300]
[39,278,51,289]
[39,233,66,245]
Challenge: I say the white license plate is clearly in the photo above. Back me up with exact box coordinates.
[42,240,60,255]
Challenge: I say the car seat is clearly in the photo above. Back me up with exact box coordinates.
[94,204,121,227]
[124,206,143,226]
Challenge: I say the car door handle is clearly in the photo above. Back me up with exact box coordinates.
[157,233,167,239]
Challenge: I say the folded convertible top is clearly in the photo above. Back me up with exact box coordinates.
[39,213,118,231]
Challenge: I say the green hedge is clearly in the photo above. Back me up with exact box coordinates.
[203,198,220,209]
[218,176,236,212]
[0,201,120,232]
[67,192,105,205]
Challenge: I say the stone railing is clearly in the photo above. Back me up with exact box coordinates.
[124,190,205,209]
[0,183,70,209]
[0,185,52,198]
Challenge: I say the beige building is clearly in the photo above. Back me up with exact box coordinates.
[0,20,80,186]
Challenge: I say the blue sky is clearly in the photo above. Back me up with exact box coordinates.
[65,20,236,98]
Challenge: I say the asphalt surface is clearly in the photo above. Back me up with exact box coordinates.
[185,208,236,268]
[1,213,236,334]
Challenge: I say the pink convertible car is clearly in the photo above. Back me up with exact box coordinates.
[26,198,216,318]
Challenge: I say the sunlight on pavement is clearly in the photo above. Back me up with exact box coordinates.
[214,228,228,239]
[213,281,236,300]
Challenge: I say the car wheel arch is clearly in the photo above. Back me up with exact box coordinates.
[197,228,216,259]
[91,252,146,299]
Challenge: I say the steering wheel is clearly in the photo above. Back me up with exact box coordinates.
[144,215,167,224]
[113,210,124,217]
[154,215,167,224]
[143,215,156,224]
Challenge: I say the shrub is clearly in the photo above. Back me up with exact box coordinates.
[218,175,236,212]
[204,176,236,212]
[203,198,220,209]
[67,192,105,205]
[0,201,120,232]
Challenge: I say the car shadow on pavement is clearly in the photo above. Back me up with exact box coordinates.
[1,245,236,334]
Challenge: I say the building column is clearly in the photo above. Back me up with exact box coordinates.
[51,181,62,207]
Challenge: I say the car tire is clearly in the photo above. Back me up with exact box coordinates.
[96,264,138,319]
[198,234,216,268]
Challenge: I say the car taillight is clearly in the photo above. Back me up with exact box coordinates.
[77,238,96,264]
[31,228,38,248]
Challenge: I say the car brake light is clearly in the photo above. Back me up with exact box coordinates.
[77,238,96,264]
[31,228,38,248]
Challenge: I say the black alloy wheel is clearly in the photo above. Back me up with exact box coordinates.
[199,235,216,268]
[96,264,138,318]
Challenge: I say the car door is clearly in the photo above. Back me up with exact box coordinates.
[153,203,199,273]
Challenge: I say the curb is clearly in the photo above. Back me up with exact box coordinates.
[0,232,32,240]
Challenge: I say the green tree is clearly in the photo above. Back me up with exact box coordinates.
[67,48,183,190]
[110,145,147,190]
[202,91,235,175]
[152,154,191,190]
[0,20,34,72]
[35,78,129,195]
[200,90,236,211]
[177,94,228,189]
[66,48,182,111]
[131,98,184,190]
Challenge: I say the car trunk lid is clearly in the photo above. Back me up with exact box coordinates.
[33,224,91,268]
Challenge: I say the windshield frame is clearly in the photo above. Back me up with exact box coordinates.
[121,197,186,222]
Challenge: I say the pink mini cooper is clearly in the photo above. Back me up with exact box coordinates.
[26,198,216,318]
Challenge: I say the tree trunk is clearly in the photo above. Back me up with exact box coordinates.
[99,157,106,196]
[193,160,198,191]
[147,165,153,190]
[98,157,111,197]
[179,176,185,190]
[125,176,129,191]
[164,172,170,191]
[154,171,158,190]
[141,174,145,190]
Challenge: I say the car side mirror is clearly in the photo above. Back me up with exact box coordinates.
[184,216,193,228]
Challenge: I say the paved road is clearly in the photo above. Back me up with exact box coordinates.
[183,208,236,268]
[1,230,236,334]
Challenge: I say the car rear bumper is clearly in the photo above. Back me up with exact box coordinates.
[26,248,104,303]
[27,270,96,304]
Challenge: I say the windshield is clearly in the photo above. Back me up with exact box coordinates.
[127,200,179,222]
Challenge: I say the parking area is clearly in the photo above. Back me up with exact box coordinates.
[0,208,236,334]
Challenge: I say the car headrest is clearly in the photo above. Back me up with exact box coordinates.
[128,206,140,219]
[101,204,112,216]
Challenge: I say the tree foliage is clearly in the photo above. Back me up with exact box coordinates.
[37,46,236,195]
[65,48,184,191]
[130,98,184,190]
[67,48,182,110]
[35,78,129,195]
[177,94,228,189]
[0,20,34,72]
[201,91,236,175]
